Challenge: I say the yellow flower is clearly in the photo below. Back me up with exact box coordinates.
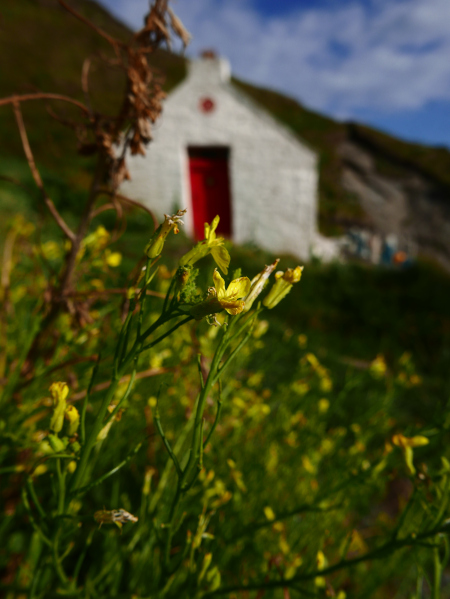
[392,433,429,475]
[179,215,230,274]
[263,266,303,309]
[316,550,327,570]
[49,382,69,433]
[370,355,387,378]
[318,398,330,413]
[190,269,251,319]
[105,251,122,267]
[264,506,276,521]
[213,269,251,315]
[145,209,187,259]
[67,461,77,474]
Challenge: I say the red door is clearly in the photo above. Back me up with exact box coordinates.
[188,147,232,240]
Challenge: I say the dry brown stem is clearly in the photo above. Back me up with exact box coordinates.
[81,58,93,113]
[0,93,89,113]
[12,102,76,241]
[58,0,122,49]
[98,188,158,229]
[3,0,189,377]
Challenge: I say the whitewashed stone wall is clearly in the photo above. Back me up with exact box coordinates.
[120,56,318,260]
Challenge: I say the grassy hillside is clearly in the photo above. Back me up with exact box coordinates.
[0,0,185,212]
[3,0,450,237]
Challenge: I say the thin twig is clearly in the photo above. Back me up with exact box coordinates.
[81,57,93,113]
[12,102,75,241]
[90,202,117,218]
[58,0,123,49]
[0,93,89,113]
[98,188,158,229]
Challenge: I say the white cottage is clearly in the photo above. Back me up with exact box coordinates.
[121,53,319,259]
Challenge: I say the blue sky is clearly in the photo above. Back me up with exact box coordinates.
[99,0,450,149]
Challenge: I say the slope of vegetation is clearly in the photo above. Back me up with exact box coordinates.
[2,0,450,235]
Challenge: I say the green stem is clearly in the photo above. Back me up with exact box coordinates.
[138,310,167,343]
[197,354,205,389]
[153,398,182,477]
[204,393,222,449]
[205,525,450,596]
[140,316,193,352]
[0,312,42,408]
[107,364,137,422]
[161,326,232,577]
[52,527,69,586]
[162,274,177,314]
[432,472,450,529]
[21,486,51,547]
[72,529,95,587]
[181,326,229,488]
[114,309,134,376]
[26,477,47,520]
[29,558,44,599]
[433,542,442,599]
[391,487,417,540]
[147,412,195,515]
[214,319,256,385]
[71,309,188,498]
[80,355,101,446]
[56,459,66,515]
[68,375,120,496]
[72,442,142,496]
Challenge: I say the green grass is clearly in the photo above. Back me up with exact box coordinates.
[2,214,450,597]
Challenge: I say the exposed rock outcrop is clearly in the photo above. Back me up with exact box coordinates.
[339,139,450,271]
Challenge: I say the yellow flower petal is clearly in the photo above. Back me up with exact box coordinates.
[226,277,251,301]
[50,382,69,403]
[220,299,245,315]
[409,435,429,447]
[211,245,230,275]
[283,266,303,284]
[213,269,226,299]
[205,215,220,241]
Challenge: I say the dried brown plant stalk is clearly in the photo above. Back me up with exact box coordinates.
[0,0,189,374]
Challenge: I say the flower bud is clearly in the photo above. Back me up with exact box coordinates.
[49,382,69,433]
[243,259,279,312]
[64,405,80,436]
[48,433,67,453]
[67,461,77,474]
[263,266,303,309]
[145,210,186,259]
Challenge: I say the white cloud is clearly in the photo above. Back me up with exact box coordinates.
[99,0,450,117]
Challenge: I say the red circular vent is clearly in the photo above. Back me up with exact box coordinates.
[199,97,215,113]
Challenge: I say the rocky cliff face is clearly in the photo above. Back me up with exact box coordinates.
[338,136,450,271]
